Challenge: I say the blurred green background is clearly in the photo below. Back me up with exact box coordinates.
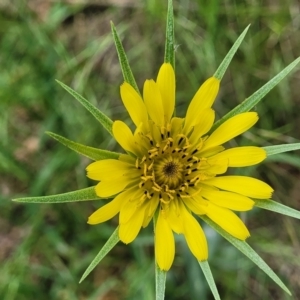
[1,0,300,299]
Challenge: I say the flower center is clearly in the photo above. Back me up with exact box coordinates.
[135,122,208,205]
[154,156,184,189]
[163,162,178,176]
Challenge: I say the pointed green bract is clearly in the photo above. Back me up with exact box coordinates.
[263,143,300,156]
[155,264,167,300]
[201,216,291,295]
[13,187,99,203]
[199,261,221,300]
[56,80,113,135]
[210,56,300,133]
[164,0,175,69]
[255,199,300,220]
[214,25,250,80]
[153,211,166,300]
[46,131,120,161]
[111,22,140,94]
[79,227,120,283]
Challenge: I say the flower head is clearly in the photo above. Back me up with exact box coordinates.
[86,63,273,271]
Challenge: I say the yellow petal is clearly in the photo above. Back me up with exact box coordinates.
[143,79,164,126]
[119,197,140,225]
[95,176,134,197]
[120,82,148,127]
[184,77,220,130]
[201,112,258,151]
[86,159,134,181]
[204,202,250,240]
[199,158,228,175]
[119,154,136,164]
[156,63,175,122]
[170,117,184,137]
[188,108,215,142]
[87,190,130,224]
[112,120,140,156]
[119,203,146,244]
[180,202,208,261]
[142,195,159,228]
[155,209,175,271]
[201,187,254,211]
[165,199,183,234]
[182,195,207,215]
[198,145,224,157]
[204,176,274,199]
[209,146,266,167]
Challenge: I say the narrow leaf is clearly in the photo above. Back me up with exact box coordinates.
[199,261,221,300]
[263,143,300,156]
[13,187,100,203]
[214,25,250,80]
[56,80,113,135]
[255,199,300,220]
[155,264,166,300]
[211,57,300,133]
[79,227,120,283]
[201,216,291,295]
[111,22,140,94]
[164,0,175,69]
[46,131,120,161]
[266,153,300,168]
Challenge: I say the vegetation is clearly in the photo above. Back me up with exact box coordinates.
[1,0,300,299]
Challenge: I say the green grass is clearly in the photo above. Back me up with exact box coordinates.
[1,0,300,299]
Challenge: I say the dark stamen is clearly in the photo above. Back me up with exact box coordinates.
[192,149,198,155]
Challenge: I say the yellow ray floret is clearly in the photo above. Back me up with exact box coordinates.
[155,209,175,271]
[143,79,165,126]
[184,77,220,130]
[120,82,148,127]
[200,112,258,152]
[204,176,273,199]
[156,63,175,123]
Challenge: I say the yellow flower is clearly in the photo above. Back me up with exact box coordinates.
[86,63,273,271]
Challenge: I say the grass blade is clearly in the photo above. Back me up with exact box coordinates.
[199,261,221,300]
[263,143,300,156]
[164,0,175,69]
[56,80,113,135]
[201,216,291,295]
[111,22,140,94]
[79,227,120,283]
[255,199,300,219]
[210,57,300,133]
[214,25,250,80]
[46,131,120,161]
[13,187,99,203]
